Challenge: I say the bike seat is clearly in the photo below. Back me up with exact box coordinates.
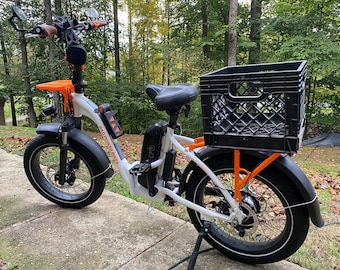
[146,83,198,111]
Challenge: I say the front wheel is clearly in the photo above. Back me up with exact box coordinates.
[24,135,106,208]
[186,154,309,264]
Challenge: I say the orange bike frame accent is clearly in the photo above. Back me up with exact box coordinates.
[36,80,74,113]
[187,136,205,151]
[186,139,281,203]
[234,150,281,202]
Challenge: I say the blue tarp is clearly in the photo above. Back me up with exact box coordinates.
[302,133,340,147]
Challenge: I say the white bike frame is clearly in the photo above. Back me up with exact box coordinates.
[71,91,244,223]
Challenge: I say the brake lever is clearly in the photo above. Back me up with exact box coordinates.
[24,33,41,38]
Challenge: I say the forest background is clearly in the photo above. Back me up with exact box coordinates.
[0,0,339,137]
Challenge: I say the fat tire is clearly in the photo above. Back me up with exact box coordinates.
[24,134,106,208]
[186,155,309,264]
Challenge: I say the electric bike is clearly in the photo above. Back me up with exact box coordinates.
[9,5,324,265]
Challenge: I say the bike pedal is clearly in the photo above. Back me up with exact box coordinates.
[129,162,152,175]
[166,196,175,207]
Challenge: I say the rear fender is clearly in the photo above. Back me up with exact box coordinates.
[181,147,324,227]
[36,123,114,178]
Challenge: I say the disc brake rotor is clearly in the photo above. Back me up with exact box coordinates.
[234,202,259,236]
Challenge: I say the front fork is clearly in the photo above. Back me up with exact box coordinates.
[57,130,69,185]
[56,117,82,185]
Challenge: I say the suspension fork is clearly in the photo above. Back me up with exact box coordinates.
[56,117,82,185]
[57,129,68,185]
[233,149,281,202]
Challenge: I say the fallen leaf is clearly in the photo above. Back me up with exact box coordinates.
[329,204,340,215]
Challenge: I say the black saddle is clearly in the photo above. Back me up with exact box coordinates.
[146,83,198,111]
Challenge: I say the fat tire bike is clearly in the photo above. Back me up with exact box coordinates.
[9,5,324,265]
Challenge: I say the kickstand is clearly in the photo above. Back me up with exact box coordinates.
[187,221,211,270]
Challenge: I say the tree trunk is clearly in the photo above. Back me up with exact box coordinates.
[10,96,17,126]
[224,3,230,66]
[19,32,37,127]
[0,23,12,125]
[248,0,262,64]
[45,0,63,122]
[163,0,171,85]
[228,0,238,66]
[0,96,5,125]
[127,0,134,82]
[55,0,62,14]
[15,0,37,127]
[113,0,121,82]
[201,0,209,58]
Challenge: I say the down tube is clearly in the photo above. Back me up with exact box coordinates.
[72,94,134,186]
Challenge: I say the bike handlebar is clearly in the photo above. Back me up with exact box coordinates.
[32,24,58,37]
[26,19,108,39]
[86,20,108,30]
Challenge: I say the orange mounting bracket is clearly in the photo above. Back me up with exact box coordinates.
[36,80,74,113]
[187,136,205,151]
[233,149,281,203]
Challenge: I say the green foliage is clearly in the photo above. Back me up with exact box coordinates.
[263,0,340,133]
[0,0,339,135]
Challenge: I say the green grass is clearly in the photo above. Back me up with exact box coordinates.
[292,146,340,176]
[0,126,36,156]
[4,103,12,119]
[0,253,19,270]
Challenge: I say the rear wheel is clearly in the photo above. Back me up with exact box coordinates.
[24,135,106,208]
[186,155,309,264]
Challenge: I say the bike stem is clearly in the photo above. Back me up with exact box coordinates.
[72,65,87,93]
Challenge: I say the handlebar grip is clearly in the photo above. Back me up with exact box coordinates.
[32,25,58,38]
[89,20,108,30]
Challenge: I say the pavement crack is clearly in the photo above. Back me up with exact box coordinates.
[117,222,189,269]
[0,208,61,235]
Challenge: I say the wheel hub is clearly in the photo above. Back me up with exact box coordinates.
[210,192,261,237]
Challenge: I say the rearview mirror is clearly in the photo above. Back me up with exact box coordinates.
[85,7,99,20]
[8,5,28,32]
[11,5,27,21]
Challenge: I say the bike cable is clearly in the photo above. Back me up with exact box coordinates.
[167,247,214,270]
[309,221,340,233]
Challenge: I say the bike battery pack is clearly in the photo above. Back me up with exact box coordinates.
[141,121,167,163]
[138,121,167,189]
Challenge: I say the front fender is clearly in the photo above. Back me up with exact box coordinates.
[36,123,114,178]
[181,147,324,227]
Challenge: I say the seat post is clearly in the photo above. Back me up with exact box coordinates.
[167,107,181,129]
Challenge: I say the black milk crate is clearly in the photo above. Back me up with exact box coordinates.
[200,61,307,153]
